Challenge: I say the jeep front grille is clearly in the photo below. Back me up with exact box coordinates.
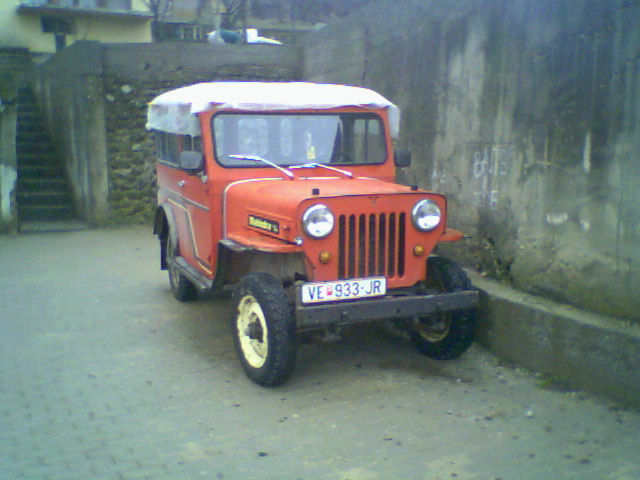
[337,213,406,280]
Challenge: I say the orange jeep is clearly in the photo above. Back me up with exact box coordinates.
[148,82,478,386]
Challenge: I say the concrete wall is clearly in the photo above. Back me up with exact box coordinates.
[471,271,640,409]
[0,47,33,234]
[33,41,109,226]
[303,0,640,323]
[32,41,301,225]
[0,74,18,234]
[100,42,301,223]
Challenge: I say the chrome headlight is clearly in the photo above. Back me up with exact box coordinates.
[412,199,441,231]
[302,204,334,238]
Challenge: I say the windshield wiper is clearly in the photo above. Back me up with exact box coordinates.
[289,163,353,178]
[228,154,294,179]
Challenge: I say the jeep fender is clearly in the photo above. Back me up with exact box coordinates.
[438,228,465,243]
[153,203,178,270]
[215,239,306,289]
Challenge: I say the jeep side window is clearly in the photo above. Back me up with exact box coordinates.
[156,132,203,169]
[181,134,202,153]
[155,131,180,167]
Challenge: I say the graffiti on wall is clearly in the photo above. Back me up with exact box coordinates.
[470,143,513,211]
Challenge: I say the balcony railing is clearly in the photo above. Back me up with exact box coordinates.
[20,0,132,11]
[17,0,153,21]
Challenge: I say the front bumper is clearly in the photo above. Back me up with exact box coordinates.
[295,290,478,329]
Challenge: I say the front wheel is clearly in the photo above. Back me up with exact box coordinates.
[409,256,477,360]
[232,273,297,386]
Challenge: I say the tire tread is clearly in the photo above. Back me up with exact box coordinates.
[411,256,477,360]
[232,273,296,386]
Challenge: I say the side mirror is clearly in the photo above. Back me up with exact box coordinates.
[179,151,204,173]
[394,149,412,167]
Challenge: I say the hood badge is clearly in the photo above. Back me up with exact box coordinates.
[248,215,280,234]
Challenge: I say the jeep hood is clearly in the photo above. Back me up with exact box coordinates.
[223,176,439,248]
[226,177,419,208]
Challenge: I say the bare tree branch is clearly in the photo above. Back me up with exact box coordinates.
[143,0,173,22]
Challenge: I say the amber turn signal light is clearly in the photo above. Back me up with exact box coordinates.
[413,245,425,257]
[319,250,331,264]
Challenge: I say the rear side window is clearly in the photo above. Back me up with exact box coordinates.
[155,132,202,167]
[181,135,202,153]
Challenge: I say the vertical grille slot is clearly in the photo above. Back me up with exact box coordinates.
[358,214,367,277]
[388,213,396,277]
[338,215,346,279]
[338,212,406,280]
[368,214,377,274]
[398,213,406,277]
[377,214,386,275]
[348,215,356,278]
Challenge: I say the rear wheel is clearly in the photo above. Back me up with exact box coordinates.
[409,256,476,360]
[232,273,297,386]
[166,235,198,302]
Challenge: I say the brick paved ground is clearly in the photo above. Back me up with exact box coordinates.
[1,226,639,480]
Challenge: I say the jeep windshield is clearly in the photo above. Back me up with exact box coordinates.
[212,113,387,167]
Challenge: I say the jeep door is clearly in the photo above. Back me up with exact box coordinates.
[174,135,215,278]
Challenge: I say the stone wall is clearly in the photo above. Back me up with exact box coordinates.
[303,0,640,322]
[101,42,300,224]
[32,41,301,225]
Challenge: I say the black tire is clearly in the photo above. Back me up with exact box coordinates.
[409,256,476,360]
[166,235,198,302]
[232,273,297,386]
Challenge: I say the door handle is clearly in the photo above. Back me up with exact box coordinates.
[177,180,185,187]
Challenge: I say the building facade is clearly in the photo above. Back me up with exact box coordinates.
[1,0,153,54]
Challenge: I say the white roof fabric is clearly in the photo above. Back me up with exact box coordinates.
[146,82,400,137]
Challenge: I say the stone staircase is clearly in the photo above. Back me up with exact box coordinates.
[0,47,32,80]
[16,87,78,227]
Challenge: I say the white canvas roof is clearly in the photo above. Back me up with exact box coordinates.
[146,82,400,137]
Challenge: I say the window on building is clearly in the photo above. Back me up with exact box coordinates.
[41,16,75,34]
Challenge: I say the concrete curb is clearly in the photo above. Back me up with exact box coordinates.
[468,271,640,409]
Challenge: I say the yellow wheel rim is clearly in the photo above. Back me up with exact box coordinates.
[236,294,269,368]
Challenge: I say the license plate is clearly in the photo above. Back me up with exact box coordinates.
[301,277,386,304]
